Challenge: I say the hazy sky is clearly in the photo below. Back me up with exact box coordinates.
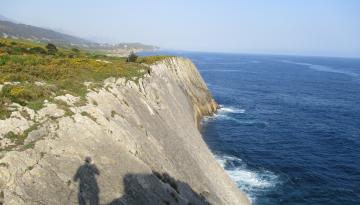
[1,0,360,57]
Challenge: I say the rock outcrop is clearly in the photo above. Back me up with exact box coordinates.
[0,57,250,205]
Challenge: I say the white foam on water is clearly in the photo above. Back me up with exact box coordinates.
[215,154,279,203]
[202,113,234,125]
[218,105,246,114]
[202,105,245,123]
[204,116,268,129]
[202,105,268,128]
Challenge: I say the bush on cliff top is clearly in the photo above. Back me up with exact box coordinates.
[126,51,138,62]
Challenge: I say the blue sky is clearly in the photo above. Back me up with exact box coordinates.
[1,0,360,57]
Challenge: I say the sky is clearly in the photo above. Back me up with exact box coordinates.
[1,0,360,58]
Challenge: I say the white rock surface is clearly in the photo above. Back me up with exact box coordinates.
[54,94,80,106]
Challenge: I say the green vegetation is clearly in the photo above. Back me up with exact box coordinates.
[55,100,75,116]
[126,51,138,62]
[80,111,98,123]
[0,97,11,119]
[2,122,39,151]
[45,43,58,55]
[1,83,56,110]
[23,142,35,150]
[0,38,172,120]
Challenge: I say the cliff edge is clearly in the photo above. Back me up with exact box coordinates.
[0,57,250,205]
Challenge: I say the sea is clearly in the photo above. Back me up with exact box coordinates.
[140,51,360,205]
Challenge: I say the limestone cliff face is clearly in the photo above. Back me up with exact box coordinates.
[0,57,250,205]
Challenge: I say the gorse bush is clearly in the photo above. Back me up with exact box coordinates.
[0,84,55,110]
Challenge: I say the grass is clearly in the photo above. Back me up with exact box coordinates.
[1,122,40,151]
[19,109,31,120]
[55,100,75,116]
[0,97,11,119]
[0,38,171,119]
[1,83,56,110]
[23,142,35,150]
[80,111,98,123]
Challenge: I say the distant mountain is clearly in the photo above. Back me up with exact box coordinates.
[0,16,159,55]
[0,20,95,46]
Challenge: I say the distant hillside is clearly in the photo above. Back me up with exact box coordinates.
[0,20,95,46]
[0,15,13,22]
[0,17,158,56]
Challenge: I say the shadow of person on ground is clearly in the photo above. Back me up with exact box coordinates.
[73,157,100,205]
[108,171,211,205]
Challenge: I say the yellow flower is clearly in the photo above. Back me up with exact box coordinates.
[10,86,25,97]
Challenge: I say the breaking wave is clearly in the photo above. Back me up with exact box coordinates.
[215,154,279,203]
[218,105,246,114]
[202,105,268,128]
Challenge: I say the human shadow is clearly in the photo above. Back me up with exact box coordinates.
[73,157,100,205]
[108,171,211,205]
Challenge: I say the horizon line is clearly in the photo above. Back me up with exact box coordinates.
[146,48,360,60]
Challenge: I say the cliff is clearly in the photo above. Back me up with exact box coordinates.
[0,57,250,205]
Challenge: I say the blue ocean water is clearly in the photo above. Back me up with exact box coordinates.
[141,51,360,205]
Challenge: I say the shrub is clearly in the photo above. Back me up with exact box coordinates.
[126,51,138,62]
[71,48,80,53]
[46,43,57,55]
[1,84,53,109]
[29,46,47,54]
